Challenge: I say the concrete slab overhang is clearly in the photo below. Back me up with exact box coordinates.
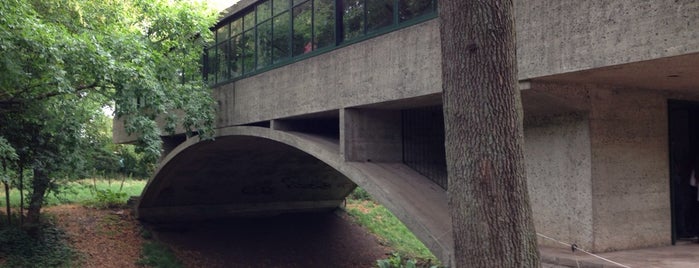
[137,126,453,263]
[532,52,699,93]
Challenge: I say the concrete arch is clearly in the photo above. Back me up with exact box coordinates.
[137,126,452,263]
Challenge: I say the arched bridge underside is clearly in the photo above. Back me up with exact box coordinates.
[137,126,452,263]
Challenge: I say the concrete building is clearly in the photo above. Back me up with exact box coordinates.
[114,0,699,265]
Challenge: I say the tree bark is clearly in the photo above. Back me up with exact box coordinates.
[439,1,540,267]
[19,165,24,226]
[26,167,50,225]
[3,159,10,225]
[3,182,10,225]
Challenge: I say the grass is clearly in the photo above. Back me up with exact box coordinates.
[0,178,146,209]
[344,188,440,266]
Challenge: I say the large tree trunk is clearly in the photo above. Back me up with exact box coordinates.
[3,181,10,225]
[26,167,49,225]
[439,1,540,267]
[19,165,24,226]
[2,159,10,225]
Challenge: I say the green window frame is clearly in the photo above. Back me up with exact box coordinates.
[204,0,437,86]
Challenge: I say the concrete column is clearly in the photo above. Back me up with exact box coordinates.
[341,108,402,162]
[588,87,671,252]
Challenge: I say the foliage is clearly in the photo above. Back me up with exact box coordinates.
[115,144,154,179]
[137,241,183,268]
[348,186,372,201]
[344,198,437,264]
[1,179,146,208]
[0,224,76,268]
[377,253,415,268]
[0,0,218,223]
[92,189,129,209]
[376,252,441,268]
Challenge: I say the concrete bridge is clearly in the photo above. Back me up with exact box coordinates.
[115,0,699,264]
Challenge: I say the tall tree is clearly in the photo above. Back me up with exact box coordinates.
[0,0,217,225]
[439,1,540,267]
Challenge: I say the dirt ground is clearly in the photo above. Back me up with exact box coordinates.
[45,205,390,268]
[45,205,144,268]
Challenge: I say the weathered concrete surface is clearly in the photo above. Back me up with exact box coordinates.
[341,109,402,162]
[523,82,674,252]
[137,126,453,263]
[524,113,594,250]
[516,0,699,80]
[588,87,671,252]
[118,0,699,261]
[114,1,699,143]
[213,19,442,127]
[540,242,699,268]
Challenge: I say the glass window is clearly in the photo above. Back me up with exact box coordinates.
[216,42,230,83]
[242,30,256,73]
[257,1,272,22]
[399,0,434,22]
[231,19,242,36]
[204,0,438,84]
[206,47,217,85]
[367,0,394,32]
[292,1,312,56]
[313,0,335,49]
[257,20,273,69]
[244,11,255,30]
[230,35,243,78]
[272,12,291,63]
[216,24,229,44]
[343,0,364,40]
[273,0,289,14]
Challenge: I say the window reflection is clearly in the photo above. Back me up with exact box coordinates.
[292,1,312,56]
[343,0,364,40]
[205,0,437,84]
[367,0,394,32]
[272,12,291,63]
[230,35,243,78]
[257,20,273,69]
[242,30,255,73]
[314,0,335,49]
[399,0,434,22]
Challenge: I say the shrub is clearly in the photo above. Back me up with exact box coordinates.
[89,189,128,209]
[348,187,372,201]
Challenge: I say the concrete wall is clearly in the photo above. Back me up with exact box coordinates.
[113,0,699,143]
[341,109,403,162]
[516,0,699,80]
[588,87,671,252]
[214,19,442,127]
[524,113,594,250]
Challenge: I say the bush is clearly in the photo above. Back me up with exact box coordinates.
[348,187,372,201]
[93,189,128,208]
[376,253,440,268]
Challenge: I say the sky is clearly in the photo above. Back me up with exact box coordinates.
[206,0,240,11]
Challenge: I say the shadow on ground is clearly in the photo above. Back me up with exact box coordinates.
[150,211,389,268]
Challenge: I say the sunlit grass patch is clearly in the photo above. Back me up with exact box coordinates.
[344,188,438,266]
[0,178,146,209]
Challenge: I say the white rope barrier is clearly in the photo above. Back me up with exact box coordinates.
[537,233,632,268]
